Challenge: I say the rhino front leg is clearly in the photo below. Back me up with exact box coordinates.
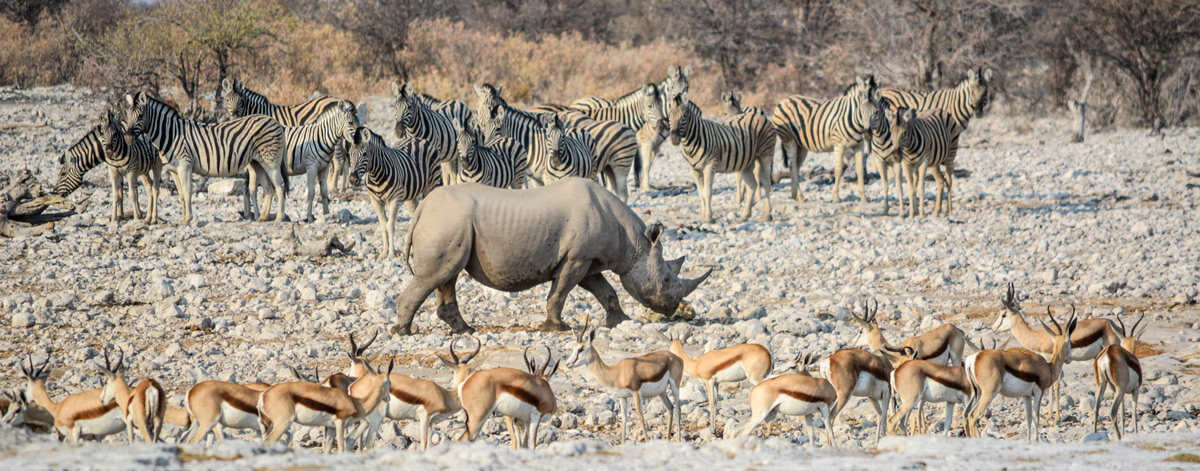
[540,260,591,332]
[579,274,630,328]
[435,280,475,334]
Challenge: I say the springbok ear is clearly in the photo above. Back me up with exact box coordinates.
[1066,318,1078,336]
[645,223,664,246]
[586,329,596,343]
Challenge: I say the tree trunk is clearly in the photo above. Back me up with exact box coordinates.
[920,19,938,88]
[214,48,230,118]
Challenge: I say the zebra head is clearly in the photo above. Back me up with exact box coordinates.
[473,83,505,124]
[219,79,241,121]
[846,75,879,133]
[869,94,898,162]
[347,126,372,187]
[452,120,478,173]
[478,104,505,143]
[120,92,151,138]
[96,109,122,155]
[667,92,691,146]
[392,81,419,137]
[640,84,666,135]
[721,91,744,116]
[327,100,361,145]
[892,107,918,149]
[661,65,691,117]
[542,114,567,176]
[966,67,994,117]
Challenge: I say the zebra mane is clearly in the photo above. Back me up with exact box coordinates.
[140,93,186,121]
[235,84,272,106]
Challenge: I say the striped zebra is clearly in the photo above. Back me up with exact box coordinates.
[52,126,106,197]
[772,75,878,203]
[452,120,528,189]
[550,111,637,201]
[391,82,474,133]
[720,91,764,117]
[667,93,775,222]
[473,85,560,187]
[879,68,993,130]
[97,109,162,224]
[248,100,361,222]
[541,113,598,183]
[570,81,671,191]
[219,79,356,193]
[123,91,288,225]
[346,127,442,259]
[867,96,907,216]
[876,107,961,218]
[392,82,458,186]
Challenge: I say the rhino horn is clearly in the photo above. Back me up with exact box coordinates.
[678,267,712,298]
[666,256,685,274]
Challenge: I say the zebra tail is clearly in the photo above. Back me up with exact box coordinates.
[631,150,642,185]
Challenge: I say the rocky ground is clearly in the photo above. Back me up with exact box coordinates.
[0,85,1198,470]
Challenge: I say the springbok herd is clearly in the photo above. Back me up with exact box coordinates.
[3,283,1151,452]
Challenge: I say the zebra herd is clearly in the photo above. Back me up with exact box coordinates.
[50,66,993,243]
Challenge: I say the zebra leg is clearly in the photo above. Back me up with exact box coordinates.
[127,172,144,221]
[611,167,629,203]
[854,142,868,203]
[832,145,847,202]
[687,167,706,221]
[757,153,773,221]
[894,164,905,217]
[317,165,332,216]
[262,165,287,223]
[701,165,715,222]
[176,163,194,226]
[902,162,918,218]
[876,158,890,216]
[930,164,948,217]
[304,164,318,223]
[370,198,389,259]
[916,162,929,217]
[109,168,123,224]
[782,139,801,201]
[386,200,400,259]
[942,162,954,216]
[737,169,757,222]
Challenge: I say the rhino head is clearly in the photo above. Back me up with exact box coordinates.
[619,223,712,315]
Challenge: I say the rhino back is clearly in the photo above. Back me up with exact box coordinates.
[410,178,646,289]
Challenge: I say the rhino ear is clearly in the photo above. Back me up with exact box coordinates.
[645,223,664,246]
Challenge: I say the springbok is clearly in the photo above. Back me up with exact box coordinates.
[735,352,836,447]
[1,389,54,433]
[185,380,275,445]
[455,344,559,449]
[565,318,683,443]
[991,283,1121,424]
[258,358,393,453]
[661,327,772,435]
[966,309,1077,441]
[21,351,125,442]
[850,300,975,366]
[1094,313,1149,440]
[887,343,974,436]
[817,348,892,446]
[97,349,167,443]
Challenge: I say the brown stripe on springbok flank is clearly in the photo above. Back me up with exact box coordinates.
[390,386,427,408]
[924,366,971,393]
[1070,328,1104,349]
[1005,366,1043,385]
[918,340,949,361]
[707,356,742,378]
[862,361,891,381]
[499,385,541,409]
[75,401,120,421]
[224,392,260,415]
[782,389,831,405]
[294,395,340,416]
[644,364,668,384]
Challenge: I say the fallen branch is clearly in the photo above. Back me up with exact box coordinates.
[289,226,356,257]
[1,170,53,238]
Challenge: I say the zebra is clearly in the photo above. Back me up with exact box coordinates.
[720,91,764,117]
[248,100,361,222]
[548,111,637,201]
[219,78,356,193]
[879,68,993,131]
[391,81,474,135]
[876,107,961,218]
[123,91,288,225]
[452,120,528,189]
[52,126,106,197]
[474,85,563,187]
[346,127,442,259]
[569,81,672,191]
[867,95,907,216]
[96,109,162,224]
[667,93,775,222]
[392,82,458,186]
[541,113,598,183]
[772,75,878,203]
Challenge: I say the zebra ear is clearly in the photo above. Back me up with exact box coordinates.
[668,65,680,78]
[495,85,504,96]
[222,79,232,93]
[125,94,134,108]
[682,65,692,78]
[901,108,916,123]
[642,84,655,96]
[474,84,488,98]
[968,68,978,81]
[721,92,730,102]
[734,92,742,102]
[983,68,993,82]
[391,81,401,96]
[403,82,414,96]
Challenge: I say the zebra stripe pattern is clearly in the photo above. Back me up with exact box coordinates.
[720,91,764,117]
[868,96,906,216]
[553,111,637,201]
[97,109,162,224]
[123,91,287,225]
[772,75,878,202]
[390,82,475,139]
[567,83,666,191]
[52,126,106,197]
[250,101,361,222]
[878,107,961,218]
[667,94,775,222]
[347,127,442,258]
[393,82,459,186]
[878,68,993,130]
[453,121,528,189]
[474,84,561,186]
[542,114,598,183]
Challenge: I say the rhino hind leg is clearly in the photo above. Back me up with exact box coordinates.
[579,274,630,328]
[435,281,475,334]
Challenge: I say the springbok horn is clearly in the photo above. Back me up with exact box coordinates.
[448,338,461,365]
[523,347,534,374]
[463,337,482,364]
